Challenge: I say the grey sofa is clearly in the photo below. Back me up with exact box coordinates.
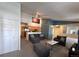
[33,43,50,57]
[54,36,66,46]
[29,34,40,44]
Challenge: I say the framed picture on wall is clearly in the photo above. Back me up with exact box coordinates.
[32,17,40,24]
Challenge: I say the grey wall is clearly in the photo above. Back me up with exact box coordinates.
[41,19,49,39]
[41,19,52,39]
[0,3,20,54]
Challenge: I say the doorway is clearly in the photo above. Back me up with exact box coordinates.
[50,25,66,39]
[21,22,28,39]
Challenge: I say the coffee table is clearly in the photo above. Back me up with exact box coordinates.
[46,40,58,45]
[46,40,58,49]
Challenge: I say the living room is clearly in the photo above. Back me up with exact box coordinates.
[0,2,79,57]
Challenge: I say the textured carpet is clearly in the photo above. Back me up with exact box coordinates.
[0,39,68,57]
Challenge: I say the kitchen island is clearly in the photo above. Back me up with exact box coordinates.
[26,32,41,40]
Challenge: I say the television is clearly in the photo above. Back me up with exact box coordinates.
[32,17,40,24]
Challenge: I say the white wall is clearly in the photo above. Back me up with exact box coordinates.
[0,18,3,54]
[21,12,32,23]
[0,3,20,54]
[66,24,79,49]
[21,12,42,28]
[66,37,78,49]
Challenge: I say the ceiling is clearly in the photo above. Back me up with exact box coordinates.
[21,2,79,21]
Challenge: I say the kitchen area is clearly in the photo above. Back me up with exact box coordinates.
[21,13,42,40]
